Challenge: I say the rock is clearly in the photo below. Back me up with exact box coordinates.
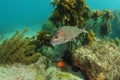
[0,56,84,80]
[72,41,120,80]
[46,67,84,80]
[0,63,46,80]
[0,56,47,80]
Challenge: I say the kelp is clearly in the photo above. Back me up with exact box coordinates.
[50,0,114,47]
[99,10,114,38]
[0,29,40,64]
[50,0,91,27]
[111,9,120,38]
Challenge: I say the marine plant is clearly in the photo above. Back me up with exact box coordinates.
[111,9,120,38]
[49,0,93,49]
[0,29,40,64]
[112,37,120,46]
[82,30,95,45]
[41,20,57,35]
[49,0,91,28]
[91,10,102,23]
[89,9,103,31]
[99,10,114,38]
[49,0,114,43]
[48,1,119,80]
[32,30,53,52]
[99,22,111,38]
[30,29,60,60]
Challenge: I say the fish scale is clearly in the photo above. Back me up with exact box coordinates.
[50,26,87,46]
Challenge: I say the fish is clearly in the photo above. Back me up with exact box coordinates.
[50,26,88,46]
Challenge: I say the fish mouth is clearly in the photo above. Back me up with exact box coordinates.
[50,42,55,46]
[50,40,56,46]
[50,38,59,46]
[50,42,58,46]
[50,41,60,46]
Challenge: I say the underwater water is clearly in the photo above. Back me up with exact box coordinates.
[87,0,120,10]
[0,0,52,38]
[0,0,120,80]
[0,0,120,38]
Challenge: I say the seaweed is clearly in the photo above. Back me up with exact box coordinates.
[49,0,114,46]
[99,10,114,38]
[49,0,91,27]
[49,0,93,49]
[33,30,53,52]
[82,30,95,45]
[47,1,119,80]
[111,9,120,38]
[112,37,120,46]
[0,29,40,64]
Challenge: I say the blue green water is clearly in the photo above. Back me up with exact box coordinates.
[0,0,52,26]
[0,0,52,38]
[0,0,120,38]
[87,0,120,10]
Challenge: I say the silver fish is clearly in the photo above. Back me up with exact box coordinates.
[50,26,87,46]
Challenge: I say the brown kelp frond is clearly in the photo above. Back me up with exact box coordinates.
[49,0,90,27]
[102,9,114,21]
[49,0,114,48]
[82,30,96,45]
[0,29,40,64]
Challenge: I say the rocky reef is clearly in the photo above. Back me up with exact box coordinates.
[0,0,120,80]
[0,56,85,80]
[72,41,120,80]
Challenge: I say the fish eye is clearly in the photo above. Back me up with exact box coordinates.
[55,35,58,39]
